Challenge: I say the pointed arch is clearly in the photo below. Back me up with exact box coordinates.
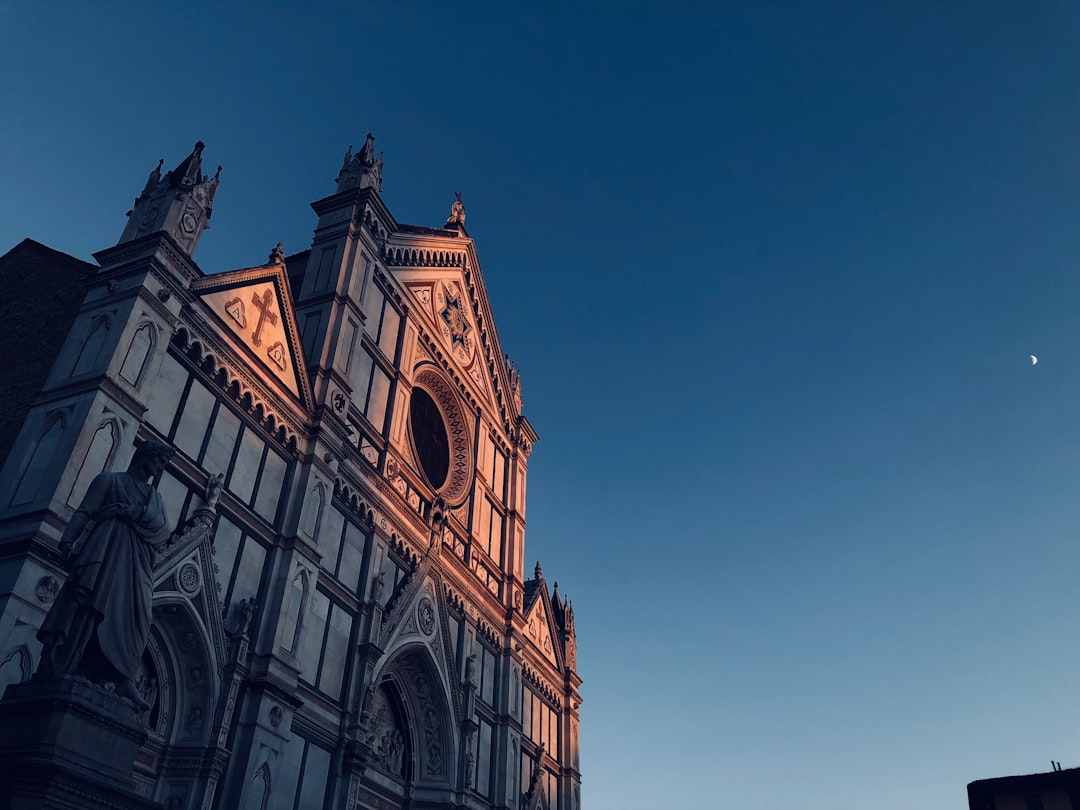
[0,644,32,699]
[119,321,158,386]
[247,762,271,810]
[10,410,67,506]
[303,482,325,543]
[66,417,120,507]
[375,644,457,788]
[72,313,111,377]
[280,568,309,654]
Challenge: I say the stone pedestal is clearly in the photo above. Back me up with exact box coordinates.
[0,676,161,810]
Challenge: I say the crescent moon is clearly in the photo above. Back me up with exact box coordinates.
[1031,355,1038,365]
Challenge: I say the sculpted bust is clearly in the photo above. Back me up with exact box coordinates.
[36,440,175,708]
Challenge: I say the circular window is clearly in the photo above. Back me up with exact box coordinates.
[410,389,450,489]
[408,369,473,505]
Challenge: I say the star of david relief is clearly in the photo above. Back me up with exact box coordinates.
[434,281,473,363]
[440,293,470,349]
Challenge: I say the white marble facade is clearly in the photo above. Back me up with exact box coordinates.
[0,139,581,810]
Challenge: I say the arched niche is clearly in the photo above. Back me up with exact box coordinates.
[375,643,457,788]
[132,596,220,803]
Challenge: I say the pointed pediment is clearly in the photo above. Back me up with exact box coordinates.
[401,272,501,407]
[523,582,561,669]
[191,263,313,410]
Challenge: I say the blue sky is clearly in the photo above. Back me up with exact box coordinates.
[4,1,1080,807]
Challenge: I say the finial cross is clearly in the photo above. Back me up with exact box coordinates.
[250,290,277,347]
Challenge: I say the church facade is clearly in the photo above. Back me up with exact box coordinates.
[0,138,581,810]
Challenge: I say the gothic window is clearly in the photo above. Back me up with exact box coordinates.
[545,769,560,810]
[303,484,325,541]
[491,444,507,502]
[291,738,332,810]
[144,352,188,433]
[522,687,559,755]
[119,322,156,386]
[247,763,271,810]
[359,277,402,363]
[173,379,216,459]
[279,570,308,655]
[476,643,497,707]
[211,516,269,613]
[301,312,322,364]
[0,645,31,699]
[155,470,193,528]
[312,246,337,292]
[71,314,110,377]
[153,370,291,528]
[66,419,119,507]
[353,347,393,434]
[474,496,504,563]
[317,504,371,592]
[297,589,355,703]
[11,412,65,506]
[474,718,493,798]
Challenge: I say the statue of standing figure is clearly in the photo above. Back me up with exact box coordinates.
[36,440,175,709]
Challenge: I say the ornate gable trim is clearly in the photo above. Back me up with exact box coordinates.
[523,581,564,672]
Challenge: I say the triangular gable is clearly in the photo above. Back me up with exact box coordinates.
[190,264,313,409]
[400,272,500,407]
[523,583,561,669]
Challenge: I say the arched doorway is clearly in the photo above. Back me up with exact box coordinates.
[359,645,457,806]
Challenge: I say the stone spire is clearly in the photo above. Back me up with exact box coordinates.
[335,133,383,193]
[119,141,221,256]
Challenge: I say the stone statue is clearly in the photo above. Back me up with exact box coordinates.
[446,191,466,227]
[204,471,225,510]
[36,440,175,709]
[464,652,477,687]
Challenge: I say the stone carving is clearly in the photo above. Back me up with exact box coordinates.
[266,341,287,371]
[178,562,201,595]
[445,191,466,228]
[174,630,195,653]
[372,571,386,605]
[35,575,59,604]
[204,472,225,510]
[224,297,246,328]
[185,706,203,732]
[465,744,475,788]
[426,743,443,776]
[249,289,277,348]
[236,598,258,639]
[336,133,384,193]
[377,729,404,773]
[269,705,282,728]
[36,440,175,709]
[464,653,477,687]
[268,242,285,264]
[133,669,158,726]
[417,597,435,635]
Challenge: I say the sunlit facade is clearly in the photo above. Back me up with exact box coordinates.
[0,138,582,810]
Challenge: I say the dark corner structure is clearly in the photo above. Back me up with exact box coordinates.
[968,765,1080,810]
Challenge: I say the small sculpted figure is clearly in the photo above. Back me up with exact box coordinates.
[204,471,225,510]
[464,652,477,687]
[36,440,175,709]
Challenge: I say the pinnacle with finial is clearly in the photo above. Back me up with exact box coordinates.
[534,560,543,580]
